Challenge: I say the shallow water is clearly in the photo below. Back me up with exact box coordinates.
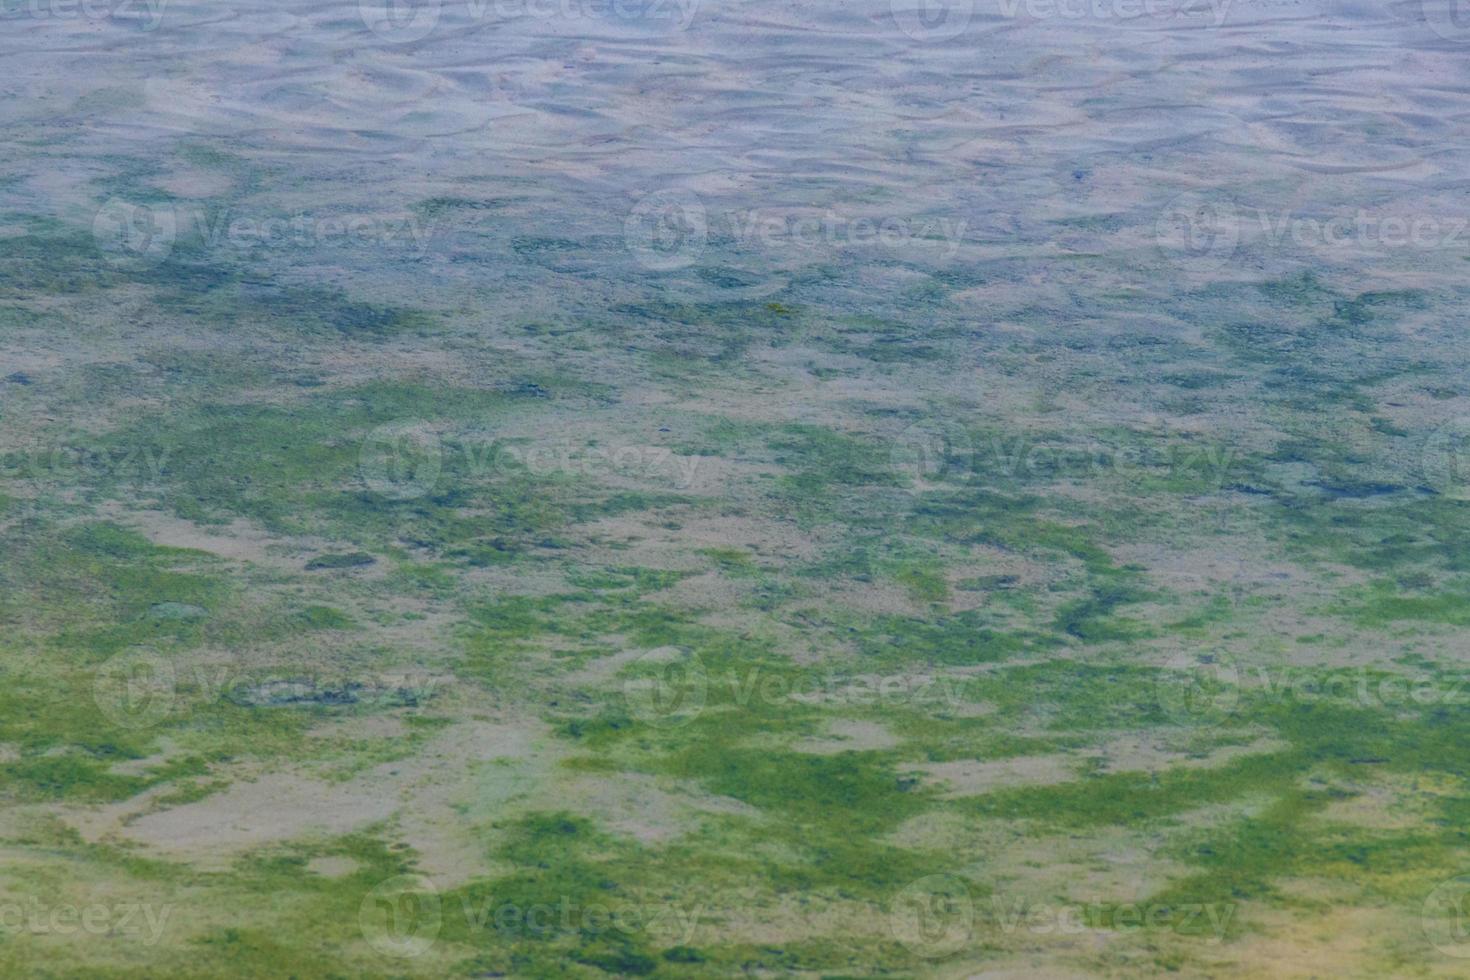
[4,1,1470,976]
[7,0,1468,314]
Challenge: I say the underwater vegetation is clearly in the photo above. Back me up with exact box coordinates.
[4,2,1470,977]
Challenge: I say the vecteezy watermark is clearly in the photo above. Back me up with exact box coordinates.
[0,442,172,489]
[890,874,975,958]
[994,0,1233,25]
[1422,417,1470,500]
[93,198,177,266]
[988,895,1236,944]
[502,440,703,488]
[1157,654,1241,725]
[1248,209,1470,252]
[210,669,445,709]
[457,893,701,945]
[359,0,698,44]
[491,0,699,29]
[1156,195,1470,270]
[891,430,1237,488]
[1248,666,1469,710]
[1156,192,1240,273]
[890,876,1235,959]
[91,199,438,266]
[625,189,708,272]
[360,875,442,958]
[891,0,973,41]
[93,650,177,730]
[191,209,437,253]
[359,422,444,502]
[622,655,967,728]
[1158,656,1469,726]
[0,0,167,29]
[973,434,1236,486]
[358,0,441,42]
[723,209,969,258]
[1419,0,1470,44]
[622,648,707,728]
[890,424,972,483]
[0,899,172,945]
[357,423,705,501]
[624,193,970,271]
[1424,874,1470,958]
[358,875,703,959]
[92,654,446,730]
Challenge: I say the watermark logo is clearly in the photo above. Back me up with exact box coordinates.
[883,432,1237,489]
[194,208,439,253]
[359,421,443,501]
[622,647,707,728]
[990,896,1235,943]
[98,198,439,257]
[1156,192,1239,273]
[1157,653,1239,724]
[0,900,172,945]
[1158,662,1465,722]
[993,0,1233,26]
[216,669,445,709]
[359,0,441,42]
[0,442,171,489]
[1263,667,1465,710]
[0,0,168,29]
[357,0,698,39]
[1424,875,1470,958]
[625,189,707,271]
[1422,417,1470,500]
[360,874,442,958]
[1421,0,1470,43]
[640,0,700,31]
[891,423,972,483]
[1247,209,1468,252]
[358,428,702,498]
[488,438,702,488]
[891,0,973,41]
[723,209,968,257]
[890,874,974,958]
[458,893,701,943]
[972,433,1236,487]
[580,0,700,31]
[92,198,176,266]
[93,650,176,729]
[359,880,702,954]
[621,661,964,726]
[97,662,443,729]
[1161,194,1470,252]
